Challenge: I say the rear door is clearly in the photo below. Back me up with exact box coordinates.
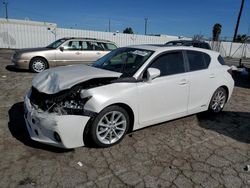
[184,50,214,114]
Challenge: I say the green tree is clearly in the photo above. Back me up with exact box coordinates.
[123,27,134,34]
[212,23,222,41]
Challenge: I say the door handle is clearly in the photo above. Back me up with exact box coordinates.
[75,52,81,55]
[179,79,188,85]
[96,52,101,55]
[209,73,215,78]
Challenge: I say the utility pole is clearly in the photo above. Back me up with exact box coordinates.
[3,1,8,19]
[144,18,148,35]
[109,19,111,32]
[233,0,245,42]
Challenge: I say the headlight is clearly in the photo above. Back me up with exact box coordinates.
[63,100,85,110]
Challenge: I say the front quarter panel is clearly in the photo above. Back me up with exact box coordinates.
[83,82,139,130]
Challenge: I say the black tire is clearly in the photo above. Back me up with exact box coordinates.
[208,87,227,114]
[29,57,48,73]
[88,105,130,148]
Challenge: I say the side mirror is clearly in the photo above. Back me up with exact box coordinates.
[147,68,160,82]
[59,46,64,51]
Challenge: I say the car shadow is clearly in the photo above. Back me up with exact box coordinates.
[5,65,32,73]
[197,111,250,143]
[8,102,73,153]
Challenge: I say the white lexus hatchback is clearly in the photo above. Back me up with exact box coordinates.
[24,45,234,148]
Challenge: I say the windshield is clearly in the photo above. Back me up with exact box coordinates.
[46,39,67,49]
[92,48,154,77]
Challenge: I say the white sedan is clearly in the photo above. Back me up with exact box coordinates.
[24,45,234,148]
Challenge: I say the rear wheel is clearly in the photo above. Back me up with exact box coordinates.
[29,57,48,73]
[89,105,130,148]
[208,87,227,113]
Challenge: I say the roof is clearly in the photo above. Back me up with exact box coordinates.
[60,37,113,43]
[127,44,219,55]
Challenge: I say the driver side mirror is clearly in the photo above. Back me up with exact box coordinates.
[147,68,160,82]
[59,46,64,51]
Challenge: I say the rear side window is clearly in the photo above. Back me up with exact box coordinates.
[218,55,225,65]
[186,51,211,71]
[150,51,185,76]
[104,43,117,51]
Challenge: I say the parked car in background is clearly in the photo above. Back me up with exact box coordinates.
[165,40,211,50]
[24,45,234,148]
[11,37,118,73]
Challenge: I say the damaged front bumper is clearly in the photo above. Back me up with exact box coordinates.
[24,94,91,149]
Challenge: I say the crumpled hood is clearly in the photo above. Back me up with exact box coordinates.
[32,64,122,94]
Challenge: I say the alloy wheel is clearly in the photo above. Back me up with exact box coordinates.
[211,90,226,113]
[96,111,127,145]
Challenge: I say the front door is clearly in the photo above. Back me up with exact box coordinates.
[55,40,84,66]
[137,51,189,127]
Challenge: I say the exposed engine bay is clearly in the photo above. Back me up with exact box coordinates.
[29,78,116,116]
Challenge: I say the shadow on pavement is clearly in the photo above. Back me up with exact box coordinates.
[8,102,73,153]
[197,111,250,143]
[5,65,32,73]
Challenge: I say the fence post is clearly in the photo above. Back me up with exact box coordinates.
[229,41,233,58]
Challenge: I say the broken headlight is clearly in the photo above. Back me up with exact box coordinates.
[63,100,85,110]
[53,96,92,115]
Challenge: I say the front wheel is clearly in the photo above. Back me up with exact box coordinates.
[208,87,227,113]
[89,105,130,148]
[29,57,48,73]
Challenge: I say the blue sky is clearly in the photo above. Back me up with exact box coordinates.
[1,0,250,39]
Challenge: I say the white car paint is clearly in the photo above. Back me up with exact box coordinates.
[32,64,121,94]
[24,45,234,148]
[24,92,90,148]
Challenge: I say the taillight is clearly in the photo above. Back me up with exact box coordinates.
[227,68,233,76]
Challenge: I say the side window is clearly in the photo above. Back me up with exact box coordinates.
[203,53,211,67]
[82,41,89,50]
[186,51,210,71]
[63,41,82,50]
[218,55,225,65]
[150,51,185,77]
[103,43,117,51]
[86,41,104,51]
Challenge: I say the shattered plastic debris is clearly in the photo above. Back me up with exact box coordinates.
[77,161,83,167]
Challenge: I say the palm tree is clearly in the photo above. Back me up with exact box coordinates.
[213,23,222,41]
[233,0,245,42]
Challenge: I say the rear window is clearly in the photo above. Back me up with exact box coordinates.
[186,51,211,71]
[218,55,225,65]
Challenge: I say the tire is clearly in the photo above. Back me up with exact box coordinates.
[88,105,130,148]
[29,57,48,73]
[208,87,227,113]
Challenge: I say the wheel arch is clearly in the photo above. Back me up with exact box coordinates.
[29,56,49,68]
[82,102,135,147]
[105,103,135,133]
[219,85,229,102]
